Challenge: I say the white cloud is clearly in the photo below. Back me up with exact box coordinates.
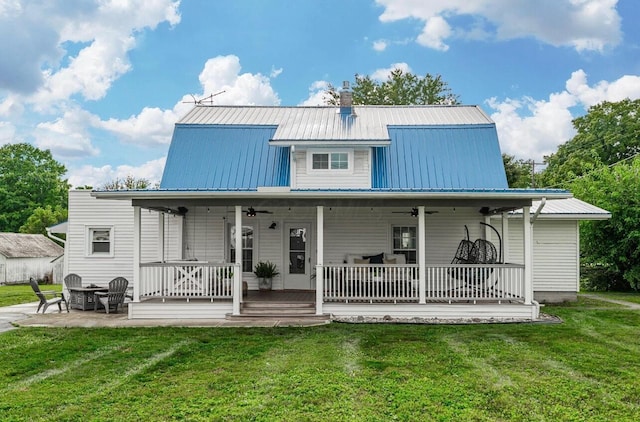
[67,156,166,189]
[99,55,281,149]
[371,62,412,81]
[373,40,388,51]
[34,108,101,158]
[197,55,281,105]
[99,105,189,147]
[416,16,451,51]
[0,121,17,144]
[0,0,181,109]
[376,0,621,52]
[487,69,640,161]
[299,80,331,106]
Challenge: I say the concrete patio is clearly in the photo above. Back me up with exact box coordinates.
[0,301,330,330]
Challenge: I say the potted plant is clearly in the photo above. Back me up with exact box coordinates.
[254,261,279,291]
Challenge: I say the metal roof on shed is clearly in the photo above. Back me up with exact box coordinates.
[509,198,611,220]
[160,125,289,190]
[178,105,493,142]
[372,125,508,189]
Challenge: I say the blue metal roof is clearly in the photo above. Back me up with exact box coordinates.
[372,125,508,190]
[160,125,289,190]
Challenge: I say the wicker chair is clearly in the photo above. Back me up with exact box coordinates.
[29,277,68,313]
[94,277,129,314]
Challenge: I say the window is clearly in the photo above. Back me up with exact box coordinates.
[230,225,254,273]
[87,227,113,257]
[310,151,351,171]
[392,226,417,264]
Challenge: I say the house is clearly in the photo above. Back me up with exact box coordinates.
[0,233,64,284]
[67,92,610,321]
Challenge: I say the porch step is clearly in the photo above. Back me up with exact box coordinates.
[231,300,326,320]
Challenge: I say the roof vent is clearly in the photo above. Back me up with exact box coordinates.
[339,80,353,116]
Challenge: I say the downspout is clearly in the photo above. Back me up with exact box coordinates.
[46,227,66,245]
[530,197,546,224]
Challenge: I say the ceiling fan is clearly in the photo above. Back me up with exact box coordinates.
[392,207,438,217]
[243,207,272,217]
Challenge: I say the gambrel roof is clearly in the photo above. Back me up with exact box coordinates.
[161,105,509,191]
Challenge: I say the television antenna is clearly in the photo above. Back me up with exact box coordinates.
[183,90,226,105]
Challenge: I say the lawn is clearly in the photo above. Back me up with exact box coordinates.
[0,284,62,307]
[1,297,639,421]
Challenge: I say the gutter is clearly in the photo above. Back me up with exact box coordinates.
[46,227,66,245]
[530,197,546,224]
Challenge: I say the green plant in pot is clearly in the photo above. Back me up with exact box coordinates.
[254,261,279,291]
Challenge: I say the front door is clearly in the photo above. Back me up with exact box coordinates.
[284,223,311,290]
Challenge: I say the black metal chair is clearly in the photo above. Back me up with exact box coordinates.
[29,277,68,313]
[94,277,129,314]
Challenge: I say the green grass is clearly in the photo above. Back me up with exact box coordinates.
[1,296,639,420]
[0,284,62,307]
[584,291,640,305]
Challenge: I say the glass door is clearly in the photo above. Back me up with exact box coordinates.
[284,223,311,290]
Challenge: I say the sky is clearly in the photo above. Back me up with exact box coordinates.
[1,0,639,188]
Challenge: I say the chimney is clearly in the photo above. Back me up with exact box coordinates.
[339,81,353,116]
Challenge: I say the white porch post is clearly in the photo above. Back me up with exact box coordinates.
[523,206,533,304]
[418,206,426,304]
[158,212,165,262]
[133,206,141,303]
[233,205,242,315]
[316,205,324,315]
[501,212,509,263]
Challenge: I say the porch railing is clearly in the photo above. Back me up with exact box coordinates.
[140,262,235,300]
[321,263,525,303]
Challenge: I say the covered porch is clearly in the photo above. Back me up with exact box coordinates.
[111,190,553,321]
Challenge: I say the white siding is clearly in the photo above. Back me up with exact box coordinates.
[506,218,579,293]
[0,256,57,284]
[66,190,180,285]
[294,149,371,189]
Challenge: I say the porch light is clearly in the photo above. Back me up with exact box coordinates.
[246,207,257,217]
[410,207,419,217]
[269,222,277,229]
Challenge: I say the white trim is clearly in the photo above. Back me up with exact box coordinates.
[85,225,114,257]
[523,207,533,305]
[233,206,242,316]
[307,148,354,174]
[133,206,141,303]
[316,206,324,315]
[418,206,426,304]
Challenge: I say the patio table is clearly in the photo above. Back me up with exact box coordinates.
[68,286,108,310]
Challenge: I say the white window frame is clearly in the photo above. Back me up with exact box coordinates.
[307,149,354,174]
[85,226,114,257]
[391,225,417,264]
[228,224,256,273]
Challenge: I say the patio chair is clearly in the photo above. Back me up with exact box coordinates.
[29,277,68,313]
[94,277,129,314]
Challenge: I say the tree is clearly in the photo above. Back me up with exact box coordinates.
[19,205,67,237]
[324,69,460,106]
[569,157,640,291]
[102,175,153,190]
[539,99,640,188]
[0,143,68,233]
[502,154,532,188]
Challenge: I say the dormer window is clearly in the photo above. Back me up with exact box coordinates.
[309,150,352,172]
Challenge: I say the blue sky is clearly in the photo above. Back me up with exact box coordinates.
[1,0,639,187]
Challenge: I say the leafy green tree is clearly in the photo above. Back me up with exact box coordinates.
[102,175,153,190]
[569,157,640,291]
[325,69,460,106]
[19,205,68,237]
[502,154,532,188]
[540,98,640,188]
[0,143,68,232]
